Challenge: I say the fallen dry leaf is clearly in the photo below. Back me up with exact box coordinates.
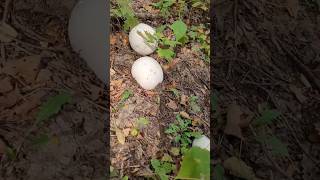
[115,128,126,145]
[223,157,260,180]
[289,85,307,103]
[180,94,188,106]
[123,128,131,137]
[1,55,41,84]
[286,0,299,18]
[0,89,21,110]
[0,77,13,93]
[179,111,191,119]
[224,104,243,139]
[167,99,178,110]
[0,23,18,42]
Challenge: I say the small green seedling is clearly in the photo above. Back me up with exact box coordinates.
[111,0,139,31]
[151,158,175,180]
[165,114,202,154]
[131,117,150,136]
[152,0,176,17]
[118,89,133,108]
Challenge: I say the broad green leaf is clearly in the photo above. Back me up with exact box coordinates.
[254,109,280,126]
[223,157,257,180]
[257,135,289,157]
[214,164,225,180]
[170,20,187,41]
[36,91,72,124]
[121,89,133,102]
[5,147,16,160]
[31,134,50,146]
[157,48,175,60]
[122,176,129,180]
[163,38,181,47]
[267,136,289,156]
[176,147,210,180]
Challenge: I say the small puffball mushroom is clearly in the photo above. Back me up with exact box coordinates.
[129,23,157,55]
[68,0,108,83]
[192,135,210,151]
[131,56,163,90]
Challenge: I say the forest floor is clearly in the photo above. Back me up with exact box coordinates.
[110,0,210,179]
[0,0,107,179]
[213,0,320,180]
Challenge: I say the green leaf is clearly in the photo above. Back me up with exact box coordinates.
[122,176,129,180]
[254,109,280,126]
[268,136,289,156]
[136,117,150,129]
[5,147,16,160]
[151,159,172,180]
[189,95,201,113]
[170,147,180,156]
[170,20,187,41]
[157,48,175,60]
[31,134,50,146]
[176,147,210,180]
[256,135,289,157]
[36,91,72,124]
[123,16,139,31]
[121,89,133,102]
[163,38,181,48]
[214,164,225,180]
[162,153,173,162]
[169,88,180,98]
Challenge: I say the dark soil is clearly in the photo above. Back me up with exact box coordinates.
[213,0,320,179]
[0,0,107,179]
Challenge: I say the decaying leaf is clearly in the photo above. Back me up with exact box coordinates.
[0,77,13,93]
[1,55,41,84]
[223,157,259,180]
[0,23,18,42]
[289,85,307,103]
[224,104,243,139]
[166,99,178,110]
[116,128,126,145]
[180,94,188,106]
[286,0,299,18]
[179,111,191,119]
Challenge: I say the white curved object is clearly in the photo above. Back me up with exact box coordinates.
[192,135,210,151]
[68,0,108,83]
[131,57,163,90]
[129,23,157,55]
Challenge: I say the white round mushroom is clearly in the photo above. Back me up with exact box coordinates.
[129,23,157,55]
[131,56,163,90]
[192,135,210,151]
[68,0,108,83]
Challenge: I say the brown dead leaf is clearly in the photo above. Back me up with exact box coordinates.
[1,55,41,84]
[167,99,178,110]
[179,111,191,119]
[224,104,243,139]
[36,69,52,83]
[180,94,188,106]
[110,34,117,45]
[115,128,126,145]
[0,89,21,110]
[289,85,307,103]
[0,77,13,93]
[0,23,18,42]
[286,0,299,18]
[223,157,260,180]
[123,128,131,137]
[162,58,180,71]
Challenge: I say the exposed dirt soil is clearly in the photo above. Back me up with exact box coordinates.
[0,0,107,179]
[213,0,320,179]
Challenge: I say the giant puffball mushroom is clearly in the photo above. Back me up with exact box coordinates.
[131,56,163,90]
[129,23,158,55]
[192,135,210,151]
[68,0,108,83]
